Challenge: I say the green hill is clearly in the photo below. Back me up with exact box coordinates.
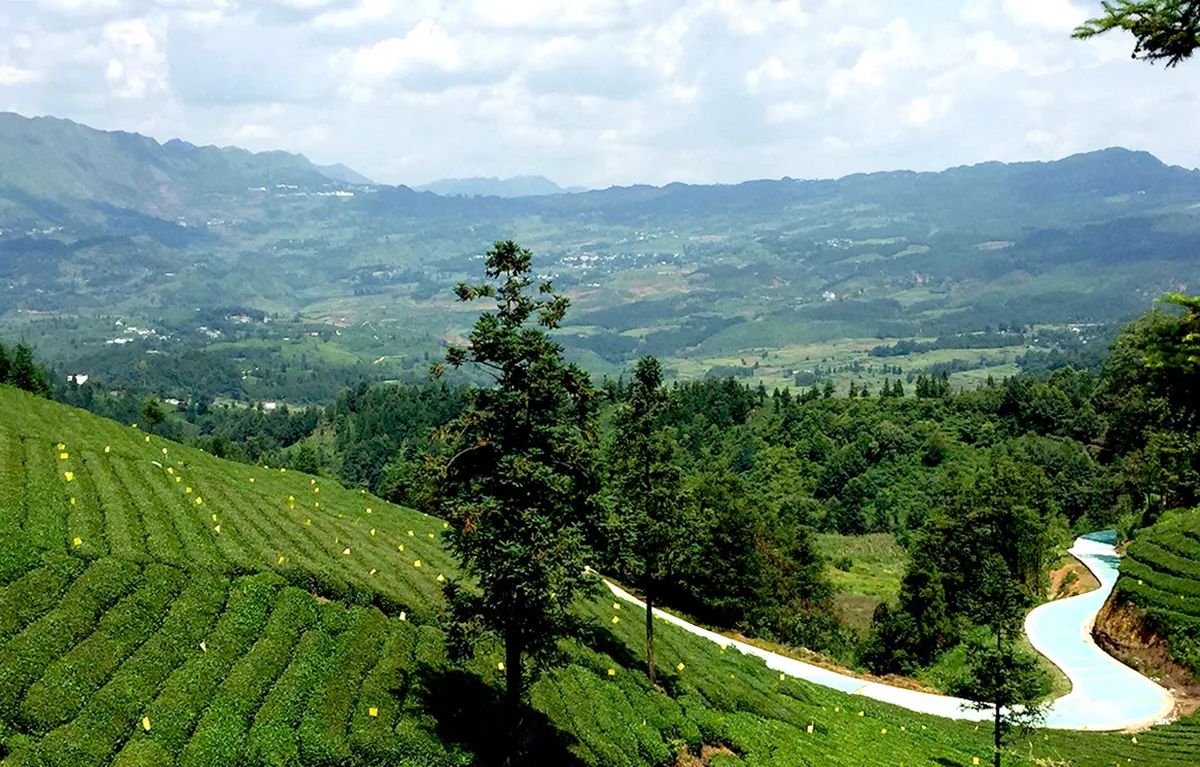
[0,385,1197,766]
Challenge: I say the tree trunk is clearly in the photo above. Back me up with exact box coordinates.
[645,585,656,685]
[503,632,524,767]
[994,626,1002,767]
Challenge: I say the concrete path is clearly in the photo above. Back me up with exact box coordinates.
[605,532,1175,731]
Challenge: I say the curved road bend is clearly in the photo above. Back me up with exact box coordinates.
[605,531,1174,731]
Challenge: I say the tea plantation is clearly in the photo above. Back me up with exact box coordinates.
[0,386,1197,766]
[1117,507,1200,674]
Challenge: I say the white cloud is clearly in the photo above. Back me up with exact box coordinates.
[827,18,919,98]
[350,19,461,81]
[102,18,167,99]
[1003,0,1087,32]
[969,32,1020,72]
[0,65,41,86]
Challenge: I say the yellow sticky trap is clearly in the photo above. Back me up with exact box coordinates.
[278,555,286,564]
[399,611,407,621]
[280,467,286,472]
[185,486,192,494]
[607,668,616,677]
[175,477,181,483]
[131,423,137,428]
[779,673,785,681]
[407,530,414,537]
[368,707,378,718]
[370,528,376,536]
[105,445,111,453]
[369,568,377,575]
[611,616,619,624]
[167,467,174,475]
[1132,737,1139,744]
[305,519,312,527]
[314,487,319,493]
[141,716,151,731]
[64,471,74,482]
[145,436,150,443]
[497,662,505,671]
[69,497,76,506]
[311,479,315,485]
[427,533,434,539]
[248,477,255,483]
[342,548,351,555]
[59,452,69,460]
[161,447,167,455]
[396,543,404,551]
[194,497,203,505]
[366,507,372,514]
[413,560,422,568]
[612,603,621,610]
[436,574,445,583]
[211,513,217,521]
[806,723,814,734]
[443,521,449,529]
[314,501,320,508]
[857,711,864,717]
[72,536,82,547]
[881,728,887,734]
[213,525,220,533]
[200,641,207,652]
[57,443,66,450]
[676,662,685,672]
[972,759,980,766]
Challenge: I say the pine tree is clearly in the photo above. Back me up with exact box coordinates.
[0,342,10,385]
[608,356,686,684]
[10,343,49,397]
[433,241,601,748]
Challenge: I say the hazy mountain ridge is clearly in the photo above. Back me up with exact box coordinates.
[415,174,584,197]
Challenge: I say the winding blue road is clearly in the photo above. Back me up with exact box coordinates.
[606,531,1175,731]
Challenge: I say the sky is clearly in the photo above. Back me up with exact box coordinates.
[1,0,1199,188]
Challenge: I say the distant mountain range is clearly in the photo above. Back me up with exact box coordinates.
[415,175,587,198]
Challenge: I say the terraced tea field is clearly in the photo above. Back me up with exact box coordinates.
[1116,508,1200,674]
[0,386,1197,766]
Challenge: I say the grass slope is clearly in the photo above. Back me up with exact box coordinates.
[1118,508,1200,674]
[0,385,1196,766]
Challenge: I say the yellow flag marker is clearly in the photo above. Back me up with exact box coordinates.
[443,521,449,529]
[186,486,192,494]
[497,662,505,671]
[369,568,377,575]
[167,467,174,475]
[881,728,888,734]
[60,452,69,460]
[779,673,785,681]
[305,519,312,526]
[343,548,351,555]
[368,707,378,718]
[413,560,422,568]
[366,507,373,514]
[141,716,151,731]
[436,574,445,583]
[314,487,319,493]
[211,513,217,521]
[281,467,286,472]
[677,662,685,672]
[408,530,414,537]
[200,641,207,652]
[607,668,616,677]
[835,706,840,713]
[161,447,167,455]
[370,528,376,536]
[612,603,621,610]
[397,543,405,551]
[70,497,76,506]
[175,476,181,483]
[132,423,138,429]
[145,435,150,443]
[278,555,286,564]
[213,525,220,533]
[72,537,82,547]
[249,477,255,483]
[611,616,620,624]
[64,471,74,482]
[311,479,315,485]
[1132,737,1139,744]
[57,443,66,450]
[315,501,320,508]
[105,445,111,453]
[972,758,980,766]
[194,497,203,505]
[857,711,864,717]
[427,533,434,539]
[806,724,814,734]
[399,611,407,621]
